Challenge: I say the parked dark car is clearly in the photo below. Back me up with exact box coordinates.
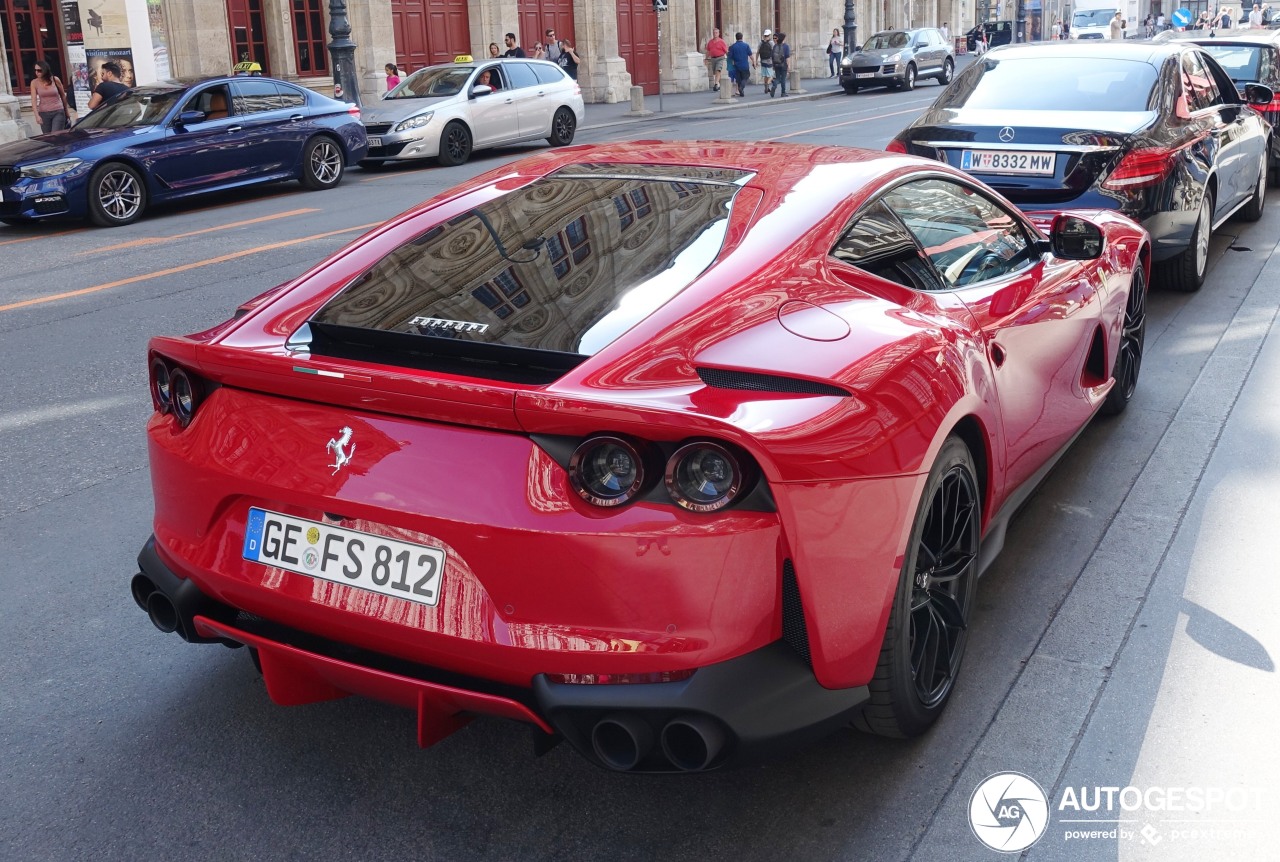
[889,41,1273,292]
[1182,29,1280,185]
[966,20,1014,52]
[0,76,367,227]
[839,28,956,93]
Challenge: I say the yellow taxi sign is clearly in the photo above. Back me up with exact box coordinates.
[232,60,262,74]
[454,54,474,63]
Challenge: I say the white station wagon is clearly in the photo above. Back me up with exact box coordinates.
[359,57,584,168]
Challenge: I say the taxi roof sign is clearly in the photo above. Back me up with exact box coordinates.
[232,60,263,75]
[454,54,474,62]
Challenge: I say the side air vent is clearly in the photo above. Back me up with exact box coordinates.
[697,367,850,397]
[781,560,812,666]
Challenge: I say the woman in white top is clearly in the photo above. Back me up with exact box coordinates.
[828,28,843,77]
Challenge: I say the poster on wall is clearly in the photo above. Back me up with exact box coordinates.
[61,1,88,111]
[147,0,170,80]
[81,0,130,46]
[86,47,136,92]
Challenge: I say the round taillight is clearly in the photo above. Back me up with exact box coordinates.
[150,358,171,413]
[569,436,645,507]
[665,442,747,513]
[169,367,200,427]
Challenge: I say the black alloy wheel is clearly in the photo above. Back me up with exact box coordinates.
[1101,264,1146,416]
[1241,155,1267,222]
[1162,187,1213,293]
[547,107,577,146]
[437,121,473,167]
[853,436,979,738]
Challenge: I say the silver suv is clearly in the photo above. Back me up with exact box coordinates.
[839,28,956,93]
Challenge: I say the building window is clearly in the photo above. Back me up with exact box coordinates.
[614,188,652,231]
[471,269,530,320]
[1,0,63,92]
[669,181,703,199]
[291,0,328,76]
[546,217,591,280]
[226,0,271,74]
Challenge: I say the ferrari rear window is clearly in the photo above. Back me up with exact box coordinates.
[311,165,751,361]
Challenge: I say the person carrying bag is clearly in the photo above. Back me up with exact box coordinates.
[30,61,72,134]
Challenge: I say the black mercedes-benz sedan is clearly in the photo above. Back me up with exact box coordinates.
[889,41,1273,291]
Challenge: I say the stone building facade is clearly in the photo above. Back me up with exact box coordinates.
[2,0,972,143]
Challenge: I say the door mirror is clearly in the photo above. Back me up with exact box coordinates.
[470,84,494,97]
[175,110,207,127]
[1049,214,1104,260]
[1244,82,1274,106]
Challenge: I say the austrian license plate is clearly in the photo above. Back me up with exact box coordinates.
[243,508,444,606]
[367,136,382,148]
[855,72,875,79]
[960,150,1056,176]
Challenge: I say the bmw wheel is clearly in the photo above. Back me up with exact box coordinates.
[937,58,954,85]
[1163,188,1213,293]
[1241,155,1267,222]
[87,162,146,227]
[300,137,345,190]
[853,436,979,738]
[547,107,577,147]
[1101,264,1146,416]
[437,121,473,167]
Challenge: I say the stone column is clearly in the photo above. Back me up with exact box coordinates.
[470,0,519,59]
[577,0,632,103]
[661,2,707,93]
[342,0,395,104]
[0,23,31,142]
[163,0,237,77]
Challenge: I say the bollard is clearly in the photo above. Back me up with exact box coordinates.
[628,85,653,117]
[718,77,734,102]
[788,68,806,95]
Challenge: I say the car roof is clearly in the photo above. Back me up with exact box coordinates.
[412,58,565,72]
[1180,29,1280,44]
[133,75,311,93]
[987,40,1193,62]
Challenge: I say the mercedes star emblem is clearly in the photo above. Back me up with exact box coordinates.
[999,126,1016,143]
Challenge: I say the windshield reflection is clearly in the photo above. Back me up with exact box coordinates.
[75,90,184,128]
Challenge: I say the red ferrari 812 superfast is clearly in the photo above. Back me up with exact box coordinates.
[133,141,1149,772]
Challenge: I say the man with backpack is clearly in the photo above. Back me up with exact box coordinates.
[769,32,791,97]
[757,29,775,95]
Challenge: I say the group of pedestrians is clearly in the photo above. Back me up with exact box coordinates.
[384,27,583,93]
[705,28,792,98]
[29,59,128,135]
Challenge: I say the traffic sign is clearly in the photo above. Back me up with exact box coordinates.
[1172,8,1193,26]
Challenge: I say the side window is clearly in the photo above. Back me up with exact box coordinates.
[532,63,565,85]
[831,199,944,291]
[505,62,539,90]
[182,85,232,120]
[231,79,285,114]
[1182,51,1222,111]
[476,65,503,91]
[882,179,1036,288]
[277,83,307,109]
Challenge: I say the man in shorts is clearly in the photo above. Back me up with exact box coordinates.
[757,29,774,94]
[706,28,728,91]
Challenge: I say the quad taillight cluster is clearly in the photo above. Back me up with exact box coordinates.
[149,355,205,427]
[568,435,756,513]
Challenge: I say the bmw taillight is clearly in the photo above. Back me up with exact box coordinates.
[1101,145,1180,190]
[665,441,751,513]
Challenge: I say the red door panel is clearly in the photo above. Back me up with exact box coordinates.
[392,0,470,70]
[616,0,659,94]
[516,0,576,57]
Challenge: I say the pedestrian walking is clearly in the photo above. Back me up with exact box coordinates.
[1220,6,1233,27]
[770,32,790,97]
[727,32,752,97]
[30,61,72,133]
[503,32,526,58]
[1110,10,1126,39]
[1249,4,1262,27]
[974,28,987,54]
[757,29,774,95]
[706,27,728,91]
[827,28,843,77]
[940,21,950,42]
[384,62,400,91]
[556,40,581,80]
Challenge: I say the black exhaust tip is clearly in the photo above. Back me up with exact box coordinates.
[661,714,727,772]
[130,573,156,612]
[591,714,655,771]
[146,591,180,634]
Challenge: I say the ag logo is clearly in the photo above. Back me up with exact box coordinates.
[968,771,1049,852]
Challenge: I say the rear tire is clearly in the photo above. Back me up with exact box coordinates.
[299,136,344,190]
[852,436,979,738]
[1240,155,1267,222]
[937,58,954,85]
[437,121,472,167]
[547,107,576,147]
[1160,188,1213,293]
[1101,264,1146,416]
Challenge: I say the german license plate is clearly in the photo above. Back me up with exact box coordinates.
[367,136,382,147]
[243,508,444,606]
[961,150,1056,176]
[856,72,875,79]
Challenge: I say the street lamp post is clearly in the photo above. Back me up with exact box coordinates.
[1016,0,1028,41]
[328,0,361,106]
[843,0,858,60]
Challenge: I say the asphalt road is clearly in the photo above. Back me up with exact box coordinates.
[1,88,1273,861]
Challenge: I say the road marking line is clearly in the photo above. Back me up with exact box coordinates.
[0,221,381,313]
[767,105,931,139]
[81,208,322,254]
[0,227,86,247]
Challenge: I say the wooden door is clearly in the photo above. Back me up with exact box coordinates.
[518,0,576,56]
[617,0,659,94]
[391,0,470,71]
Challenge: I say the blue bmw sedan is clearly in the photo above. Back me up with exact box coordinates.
[0,76,367,227]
